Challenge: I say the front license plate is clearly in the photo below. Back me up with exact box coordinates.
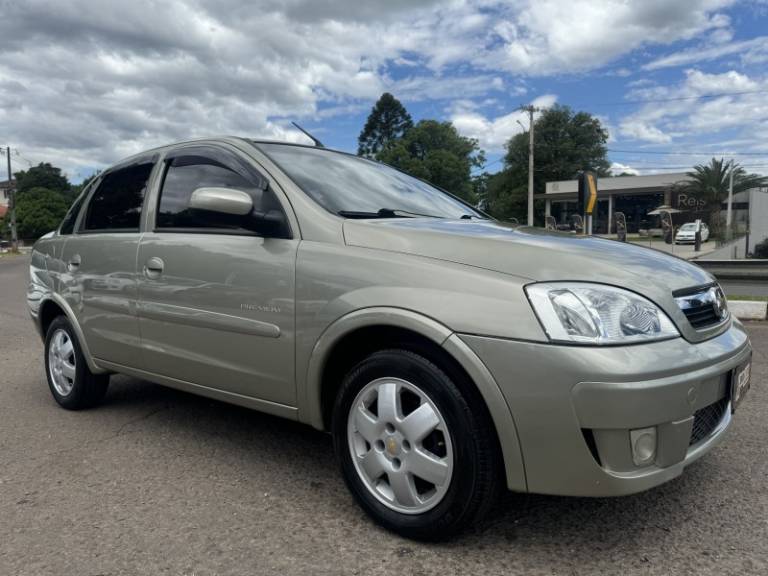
[731,357,752,412]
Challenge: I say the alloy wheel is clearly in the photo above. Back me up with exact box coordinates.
[48,328,76,396]
[347,377,454,514]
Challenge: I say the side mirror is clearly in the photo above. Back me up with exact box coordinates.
[189,187,253,215]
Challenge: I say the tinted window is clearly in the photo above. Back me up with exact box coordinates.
[59,192,88,235]
[157,157,282,234]
[257,143,485,219]
[83,163,153,231]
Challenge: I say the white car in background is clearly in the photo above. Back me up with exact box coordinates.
[675,222,709,244]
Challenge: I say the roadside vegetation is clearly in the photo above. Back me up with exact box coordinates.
[4,96,766,243]
[1,164,98,241]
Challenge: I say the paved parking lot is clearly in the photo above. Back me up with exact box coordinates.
[1,254,766,576]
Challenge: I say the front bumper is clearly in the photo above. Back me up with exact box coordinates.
[460,320,752,497]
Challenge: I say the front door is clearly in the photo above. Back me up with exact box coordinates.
[59,159,156,367]
[136,145,298,407]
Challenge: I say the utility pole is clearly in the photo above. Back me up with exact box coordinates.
[519,105,538,226]
[5,146,18,251]
[726,158,734,241]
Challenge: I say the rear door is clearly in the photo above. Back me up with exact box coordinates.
[136,145,298,407]
[59,158,157,367]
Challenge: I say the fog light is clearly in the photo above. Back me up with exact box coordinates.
[630,427,657,466]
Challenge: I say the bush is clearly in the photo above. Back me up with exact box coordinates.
[754,238,768,258]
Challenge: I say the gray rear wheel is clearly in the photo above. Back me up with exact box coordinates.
[44,316,109,410]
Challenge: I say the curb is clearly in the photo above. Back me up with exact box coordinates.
[728,300,768,321]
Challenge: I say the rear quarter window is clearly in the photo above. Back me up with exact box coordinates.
[82,163,154,232]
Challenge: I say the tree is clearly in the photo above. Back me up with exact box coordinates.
[484,169,527,221]
[488,105,610,221]
[357,93,413,158]
[71,171,101,197]
[15,163,71,197]
[15,187,70,239]
[377,120,485,201]
[678,158,768,237]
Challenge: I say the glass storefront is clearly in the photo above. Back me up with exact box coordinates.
[614,193,664,233]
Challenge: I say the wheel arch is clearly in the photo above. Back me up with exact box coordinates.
[300,307,527,492]
[37,295,107,374]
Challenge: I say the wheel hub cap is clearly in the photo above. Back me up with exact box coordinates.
[48,329,76,396]
[347,377,454,515]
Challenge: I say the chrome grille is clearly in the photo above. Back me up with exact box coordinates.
[674,285,728,330]
[689,397,729,446]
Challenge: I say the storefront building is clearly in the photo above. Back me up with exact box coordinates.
[543,173,691,234]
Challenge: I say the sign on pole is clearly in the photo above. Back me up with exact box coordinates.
[578,171,598,235]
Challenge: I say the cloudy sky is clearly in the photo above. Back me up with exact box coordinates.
[1,0,767,181]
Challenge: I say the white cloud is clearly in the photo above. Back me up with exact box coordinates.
[0,0,749,176]
[644,35,768,70]
[450,94,558,151]
[619,69,768,144]
[619,121,673,144]
[477,0,735,75]
[610,162,640,176]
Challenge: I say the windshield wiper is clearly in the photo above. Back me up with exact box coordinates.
[337,208,443,219]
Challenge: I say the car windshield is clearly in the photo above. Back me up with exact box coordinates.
[680,223,697,231]
[256,143,486,219]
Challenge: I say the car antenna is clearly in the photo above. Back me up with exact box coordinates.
[291,122,325,148]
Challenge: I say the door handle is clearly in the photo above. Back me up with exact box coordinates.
[67,254,81,272]
[144,257,165,279]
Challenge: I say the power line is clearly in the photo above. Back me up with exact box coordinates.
[613,164,768,170]
[567,88,768,108]
[608,148,768,156]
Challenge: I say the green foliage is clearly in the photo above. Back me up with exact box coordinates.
[505,105,610,187]
[680,158,768,212]
[71,171,101,197]
[15,163,71,197]
[377,120,485,201]
[487,105,610,222]
[754,238,768,258]
[15,187,70,239]
[483,170,527,222]
[358,93,413,158]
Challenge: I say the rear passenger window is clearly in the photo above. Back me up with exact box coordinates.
[59,192,87,235]
[83,163,153,231]
[157,156,279,233]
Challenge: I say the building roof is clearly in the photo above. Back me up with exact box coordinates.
[544,172,689,199]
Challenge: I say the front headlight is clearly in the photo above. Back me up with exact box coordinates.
[525,282,679,345]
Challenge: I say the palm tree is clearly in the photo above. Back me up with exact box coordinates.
[678,158,768,237]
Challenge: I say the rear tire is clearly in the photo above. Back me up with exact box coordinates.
[44,316,109,410]
[332,349,501,540]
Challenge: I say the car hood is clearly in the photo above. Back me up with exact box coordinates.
[343,218,726,342]
[344,218,713,289]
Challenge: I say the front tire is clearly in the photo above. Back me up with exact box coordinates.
[44,316,109,410]
[332,349,500,540]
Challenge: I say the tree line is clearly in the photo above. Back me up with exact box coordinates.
[356,92,767,229]
[3,95,766,240]
[1,164,97,240]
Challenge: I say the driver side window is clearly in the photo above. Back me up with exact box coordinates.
[156,151,287,236]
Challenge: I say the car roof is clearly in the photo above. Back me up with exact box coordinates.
[103,136,344,174]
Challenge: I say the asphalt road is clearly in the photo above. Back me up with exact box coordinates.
[1,254,766,576]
